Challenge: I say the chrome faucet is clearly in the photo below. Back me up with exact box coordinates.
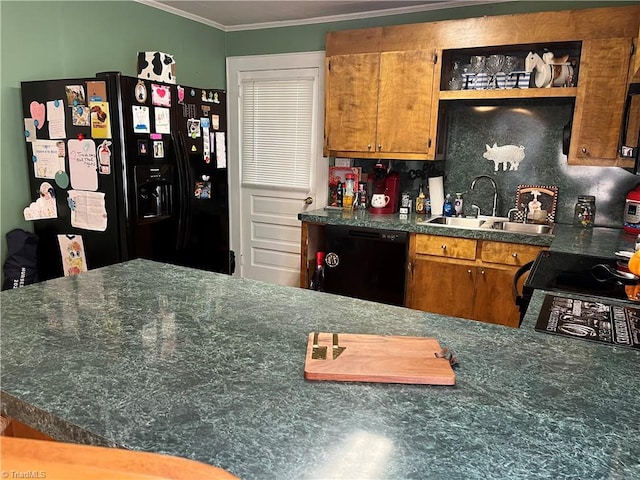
[469,175,498,217]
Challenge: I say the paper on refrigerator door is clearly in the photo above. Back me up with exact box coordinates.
[215,132,226,168]
[68,139,98,191]
[24,118,37,142]
[57,234,88,276]
[23,181,58,220]
[67,190,107,231]
[32,139,65,179]
[154,107,171,134]
[47,99,67,139]
[202,127,210,163]
[133,105,150,133]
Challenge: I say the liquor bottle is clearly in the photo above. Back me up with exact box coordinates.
[309,251,326,291]
[343,174,355,209]
[336,181,343,207]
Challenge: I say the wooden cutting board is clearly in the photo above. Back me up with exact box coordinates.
[304,333,456,385]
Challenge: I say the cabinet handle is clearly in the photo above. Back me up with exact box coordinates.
[480,270,485,275]
[367,144,372,150]
[467,269,472,274]
[581,147,588,154]
[377,144,382,151]
[441,244,447,250]
[512,252,518,258]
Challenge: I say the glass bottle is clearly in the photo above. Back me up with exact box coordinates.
[573,195,596,228]
[309,251,326,291]
[415,185,426,214]
[357,182,368,209]
[454,193,464,217]
[448,61,464,90]
[443,194,454,217]
[343,174,355,209]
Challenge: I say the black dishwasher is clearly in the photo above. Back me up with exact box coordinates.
[324,225,408,306]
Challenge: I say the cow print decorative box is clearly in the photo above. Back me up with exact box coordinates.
[137,51,176,84]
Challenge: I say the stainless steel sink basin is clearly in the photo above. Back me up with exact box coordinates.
[499,222,554,234]
[426,216,554,235]
[426,216,485,228]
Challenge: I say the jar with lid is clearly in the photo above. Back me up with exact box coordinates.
[448,61,464,90]
[573,195,596,228]
[343,174,355,210]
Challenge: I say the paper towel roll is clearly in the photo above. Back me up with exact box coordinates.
[428,176,445,216]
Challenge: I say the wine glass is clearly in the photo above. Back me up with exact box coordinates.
[485,55,505,89]
[503,55,519,88]
[447,61,463,90]
[469,56,486,90]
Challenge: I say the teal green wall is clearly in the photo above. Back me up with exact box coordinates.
[1,0,637,269]
[225,1,636,56]
[0,1,225,266]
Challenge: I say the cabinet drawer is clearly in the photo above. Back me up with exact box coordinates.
[480,241,544,266]
[415,234,477,260]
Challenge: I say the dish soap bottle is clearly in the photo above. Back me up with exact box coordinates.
[454,193,464,217]
[415,185,426,214]
[443,194,454,217]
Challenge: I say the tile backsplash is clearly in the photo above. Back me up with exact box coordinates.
[354,101,639,227]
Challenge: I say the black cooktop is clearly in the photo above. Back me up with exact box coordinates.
[524,251,629,302]
[535,294,640,349]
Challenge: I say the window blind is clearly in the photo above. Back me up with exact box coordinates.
[241,77,314,190]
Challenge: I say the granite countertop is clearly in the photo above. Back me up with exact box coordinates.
[2,259,639,479]
[299,208,639,253]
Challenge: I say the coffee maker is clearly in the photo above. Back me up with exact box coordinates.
[369,163,401,214]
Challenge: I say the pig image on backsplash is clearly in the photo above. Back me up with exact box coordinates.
[483,143,526,171]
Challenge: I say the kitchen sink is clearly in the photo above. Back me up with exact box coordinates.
[426,216,486,228]
[499,222,554,234]
[426,216,554,235]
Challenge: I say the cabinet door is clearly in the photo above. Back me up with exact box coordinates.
[325,54,380,153]
[377,50,435,154]
[473,266,521,328]
[408,257,475,319]
[570,38,632,165]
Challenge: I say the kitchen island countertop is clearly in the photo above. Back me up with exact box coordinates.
[2,259,639,479]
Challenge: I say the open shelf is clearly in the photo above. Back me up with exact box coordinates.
[439,87,578,101]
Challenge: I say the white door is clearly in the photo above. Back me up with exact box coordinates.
[227,52,327,285]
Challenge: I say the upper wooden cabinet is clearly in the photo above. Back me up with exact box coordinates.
[324,5,640,166]
[325,50,437,159]
[569,37,633,165]
[325,53,380,154]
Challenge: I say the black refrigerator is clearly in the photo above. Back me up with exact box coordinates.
[20,72,232,281]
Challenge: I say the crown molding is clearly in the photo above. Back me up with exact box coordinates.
[135,0,513,32]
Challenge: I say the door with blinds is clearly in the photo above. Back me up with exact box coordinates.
[227,53,326,286]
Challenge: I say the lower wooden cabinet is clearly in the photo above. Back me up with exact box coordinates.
[406,233,546,328]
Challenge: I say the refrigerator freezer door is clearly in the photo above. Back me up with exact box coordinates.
[172,86,231,274]
[104,73,182,263]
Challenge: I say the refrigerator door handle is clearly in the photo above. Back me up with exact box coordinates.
[175,131,193,250]
[171,131,187,249]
